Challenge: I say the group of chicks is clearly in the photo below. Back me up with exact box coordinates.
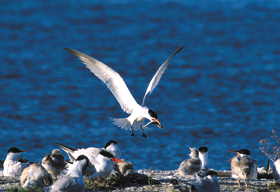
[2,140,134,192]
[2,141,280,192]
[178,147,257,192]
[179,146,280,191]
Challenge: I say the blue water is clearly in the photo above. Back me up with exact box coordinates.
[1,0,280,171]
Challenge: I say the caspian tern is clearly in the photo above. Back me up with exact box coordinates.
[190,170,221,192]
[20,164,53,189]
[178,147,202,176]
[227,149,258,188]
[55,140,120,161]
[66,150,121,179]
[45,155,89,192]
[55,140,121,173]
[64,46,184,138]
[4,147,37,177]
[42,149,66,180]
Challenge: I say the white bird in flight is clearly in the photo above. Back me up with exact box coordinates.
[64,46,184,138]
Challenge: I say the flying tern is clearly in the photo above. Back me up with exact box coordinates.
[64,46,184,138]
[227,149,258,188]
[4,147,37,177]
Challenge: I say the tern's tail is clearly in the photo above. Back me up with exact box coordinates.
[55,142,77,153]
[110,118,131,130]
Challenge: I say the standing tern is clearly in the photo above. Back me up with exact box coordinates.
[4,147,37,177]
[178,147,202,176]
[42,149,66,180]
[55,140,121,173]
[45,155,89,192]
[199,146,209,172]
[227,149,258,188]
[272,159,280,183]
[20,164,53,189]
[64,46,184,138]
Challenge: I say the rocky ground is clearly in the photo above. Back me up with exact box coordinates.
[0,168,279,192]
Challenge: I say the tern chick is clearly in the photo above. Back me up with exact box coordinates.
[20,164,53,189]
[42,149,66,180]
[117,159,134,175]
[178,147,201,176]
[227,149,258,188]
[64,46,184,138]
[45,155,89,192]
[4,147,37,177]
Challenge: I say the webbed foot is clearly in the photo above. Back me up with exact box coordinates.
[142,132,147,138]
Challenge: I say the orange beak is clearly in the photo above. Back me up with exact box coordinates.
[152,119,163,129]
[227,150,242,157]
[112,158,122,163]
[21,150,28,153]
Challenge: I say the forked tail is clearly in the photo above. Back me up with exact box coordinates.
[55,142,77,153]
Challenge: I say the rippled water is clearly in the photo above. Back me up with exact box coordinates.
[1,0,280,171]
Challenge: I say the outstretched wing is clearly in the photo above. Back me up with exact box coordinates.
[142,46,185,106]
[64,48,139,114]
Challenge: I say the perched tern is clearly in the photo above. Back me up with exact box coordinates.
[64,46,184,138]
[64,148,121,179]
[4,147,37,177]
[117,159,135,175]
[227,149,258,188]
[178,147,202,176]
[20,164,53,189]
[272,159,280,183]
[55,140,121,173]
[42,149,66,180]
[45,155,89,192]
[199,146,209,172]
[190,170,221,192]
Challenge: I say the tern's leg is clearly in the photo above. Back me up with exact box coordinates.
[140,125,147,138]
[131,126,135,137]
[237,179,241,188]
[244,180,248,188]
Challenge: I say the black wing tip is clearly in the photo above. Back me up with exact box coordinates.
[63,47,76,54]
[176,46,185,53]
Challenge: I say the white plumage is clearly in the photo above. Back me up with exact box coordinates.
[64,46,184,138]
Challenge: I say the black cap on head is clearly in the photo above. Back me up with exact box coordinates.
[76,155,89,169]
[99,150,115,159]
[199,146,208,153]
[104,140,118,149]
[7,147,22,154]
[206,170,217,176]
[236,149,251,156]
[148,109,158,119]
